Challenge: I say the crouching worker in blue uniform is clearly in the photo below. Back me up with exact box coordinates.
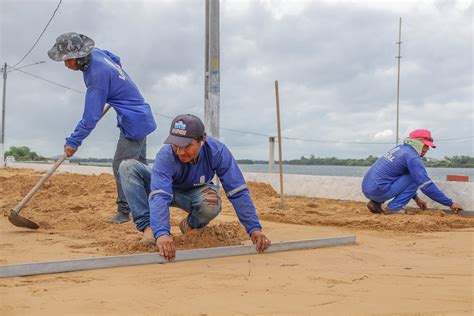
[48,32,157,224]
[118,114,271,260]
[362,129,463,215]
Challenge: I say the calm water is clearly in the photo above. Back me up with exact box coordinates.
[238,164,474,182]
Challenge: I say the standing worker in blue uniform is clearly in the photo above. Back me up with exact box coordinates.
[118,114,271,260]
[48,32,157,224]
[362,129,463,214]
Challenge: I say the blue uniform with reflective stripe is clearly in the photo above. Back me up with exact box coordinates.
[362,144,452,206]
[65,48,156,148]
[149,136,262,238]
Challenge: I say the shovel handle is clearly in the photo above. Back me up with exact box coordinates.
[11,104,113,216]
[11,153,68,216]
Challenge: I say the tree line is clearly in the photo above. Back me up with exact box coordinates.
[4,146,474,168]
[237,155,474,168]
[4,146,46,161]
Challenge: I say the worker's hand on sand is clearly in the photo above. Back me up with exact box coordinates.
[250,230,271,253]
[156,235,176,261]
[64,146,77,158]
[414,197,428,210]
[450,203,463,213]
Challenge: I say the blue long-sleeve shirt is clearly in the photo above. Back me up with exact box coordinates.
[362,144,453,206]
[65,48,156,148]
[149,136,262,238]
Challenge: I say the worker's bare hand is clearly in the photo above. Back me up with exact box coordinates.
[156,235,176,261]
[64,146,77,158]
[414,197,427,210]
[450,203,463,213]
[250,230,271,253]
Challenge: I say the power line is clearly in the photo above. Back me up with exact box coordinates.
[7,61,46,72]
[436,136,474,142]
[7,68,473,145]
[280,135,392,145]
[12,0,63,68]
[11,67,85,94]
[152,112,174,119]
[221,127,270,137]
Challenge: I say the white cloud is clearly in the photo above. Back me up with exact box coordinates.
[153,71,194,90]
[374,129,394,140]
[260,0,313,20]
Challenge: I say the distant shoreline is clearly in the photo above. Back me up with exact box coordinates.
[68,160,473,169]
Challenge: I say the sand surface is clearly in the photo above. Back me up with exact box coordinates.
[0,168,473,315]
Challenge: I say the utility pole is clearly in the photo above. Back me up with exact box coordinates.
[395,17,402,145]
[1,62,7,167]
[204,0,220,138]
[0,61,45,167]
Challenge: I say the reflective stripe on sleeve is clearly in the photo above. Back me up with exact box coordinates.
[149,189,173,200]
[226,184,248,197]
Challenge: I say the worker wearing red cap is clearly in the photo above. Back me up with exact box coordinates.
[361,129,463,214]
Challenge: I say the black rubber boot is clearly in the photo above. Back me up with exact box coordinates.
[107,211,130,224]
[367,200,383,214]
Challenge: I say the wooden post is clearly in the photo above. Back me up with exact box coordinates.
[268,136,275,173]
[274,81,284,209]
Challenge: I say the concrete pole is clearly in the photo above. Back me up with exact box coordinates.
[0,62,7,168]
[204,0,209,111]
[268,136,275,173]
[274,81,284,209]
[395,17,402,145]
[204,0,220,138]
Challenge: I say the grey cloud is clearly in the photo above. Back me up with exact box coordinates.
[1,0,472,161]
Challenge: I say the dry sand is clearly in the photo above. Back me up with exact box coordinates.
[0,168,473,315]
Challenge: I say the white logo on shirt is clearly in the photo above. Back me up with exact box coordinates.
[104,58,126,81]
[383,147,400,162]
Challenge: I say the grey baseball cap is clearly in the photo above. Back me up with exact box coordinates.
[164,114,206,147]
[48,32,95,61]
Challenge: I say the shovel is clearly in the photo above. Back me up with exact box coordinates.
[8,104,112,229]
[8,153,67,229]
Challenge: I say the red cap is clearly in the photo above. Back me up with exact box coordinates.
[409,129,436,148]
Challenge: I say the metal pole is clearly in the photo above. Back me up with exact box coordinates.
[395,17,402,145]
[204,0,220,138]
[1,62,7,168]
[268,136,275,173]
[204,0,210,110]
[0,236,357,278]
[274,81,284,209]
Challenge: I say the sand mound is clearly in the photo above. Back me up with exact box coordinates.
[240,182,474,233]
[1,168,473,257]
[0,169,247,256]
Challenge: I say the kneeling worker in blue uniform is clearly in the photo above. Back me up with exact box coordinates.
[362,129,463,215]
[119,114,271,260]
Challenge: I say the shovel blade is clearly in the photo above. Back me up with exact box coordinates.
[8,213,39,230]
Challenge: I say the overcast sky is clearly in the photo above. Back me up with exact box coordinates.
[1,0,472,160]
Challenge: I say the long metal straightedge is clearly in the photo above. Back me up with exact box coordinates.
[0,236,355,278]
[442,209,474,217]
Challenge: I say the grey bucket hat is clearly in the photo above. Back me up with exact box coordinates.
[48,32,95,61]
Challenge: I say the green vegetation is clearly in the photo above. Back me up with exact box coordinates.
[4,146,46,161]
[285,155,379,166]
[423,156,474,168]
[238,155,474,168]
